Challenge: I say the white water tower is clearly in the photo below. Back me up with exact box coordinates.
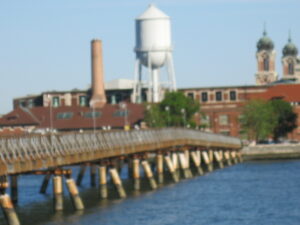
[133,4,176,103]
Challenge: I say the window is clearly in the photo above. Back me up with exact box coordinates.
[288,63,294,75]
[56,112,73,119]
[216,91,222,101]
[201,92,208,102]
[52,97,60,107]
[229,91,236,101]
[84,111,101,118]
[79,96,87,107]
[187,92,194,99]
[19,100,26,108]
[263,57,269,71]
[219,115,229,125]
[201,115,210,126]
[28,99,34,108]
[113,110,129,117]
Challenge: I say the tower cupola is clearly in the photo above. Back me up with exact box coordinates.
[282,34,298,57]
[256,29,274,52]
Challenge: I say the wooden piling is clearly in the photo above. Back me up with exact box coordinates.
[76,165,86,186]
[65,178,84,210]
[53,175,63,211]
[90,165,97,187]
[191,151,204,175]
[156,153,164,184]
[109,168,126,198]
[133,159,140,190]
[214,151,224,169]
[98,166,108,199]
[10,175,18,204]
[141,160,157,189]
[40,174,51,194]
[171,152,179,170]
[231,151,238,164]
[178,153,191,178]
[224,151,232,166]
[164,156,178,182]
[0,194,20,225]
[202,151,213,172]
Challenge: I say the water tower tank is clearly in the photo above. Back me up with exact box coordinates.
[135,4,172,68]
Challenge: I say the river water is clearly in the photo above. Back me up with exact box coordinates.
[1,160,300,225]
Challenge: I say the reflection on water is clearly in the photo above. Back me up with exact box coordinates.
[1,160,300,225]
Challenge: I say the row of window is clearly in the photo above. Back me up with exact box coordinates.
[201,115,230,126]
[188,91,237,102]
[52,96,88,107]
[56,110,129,120]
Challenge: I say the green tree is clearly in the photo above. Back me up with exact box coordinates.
[144,91,200,128]
[270,99,297,140]
[240,100,277,141]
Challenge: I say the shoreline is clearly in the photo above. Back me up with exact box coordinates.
[242,144,300,160]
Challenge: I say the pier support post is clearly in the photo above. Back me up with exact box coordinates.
[164,155,179,182]
[178,153,191,178]
[65,178,84,210]
[172,152,179,170]
[208,150,214,164]
[76,165,86,186]
[224,151,232,166]
[10,175,18,204]
[141,160,157,189]
[0,194,20,225]
[202,151,213,172]
[133,159,140,190]
[231,151,238,164]
[191,151,204,175]
[156,153,164,184]
[40,174,51,194]
[53,175,63,211]
[214,151,224,169]
[237,151,243,162]
[109,168,126,198]
[90,164,97,187]
[98,166,108,199]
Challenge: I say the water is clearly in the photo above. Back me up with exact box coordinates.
[1,160,300,225]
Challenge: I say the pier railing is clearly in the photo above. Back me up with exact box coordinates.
[0,128,241,176]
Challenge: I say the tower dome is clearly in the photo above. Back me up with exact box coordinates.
[282,34,298,57]
[257,29,274,51]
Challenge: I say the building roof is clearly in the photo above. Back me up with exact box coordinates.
[251,83,300,102]
[0,103,145,130]
[105,79,135,90]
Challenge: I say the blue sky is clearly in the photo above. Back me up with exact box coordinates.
[1,0,299,114]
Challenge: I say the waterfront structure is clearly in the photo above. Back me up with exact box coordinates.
[133,4,176,103]
[0,128,242,225]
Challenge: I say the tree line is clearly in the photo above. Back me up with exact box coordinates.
[144,91,297,142]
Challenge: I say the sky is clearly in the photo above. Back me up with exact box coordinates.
[0,0,299,114]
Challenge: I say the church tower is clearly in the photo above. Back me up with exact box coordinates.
[282,32,300,81]
[255,28,278,85]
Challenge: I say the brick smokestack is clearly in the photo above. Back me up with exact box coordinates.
[90,39,107,108]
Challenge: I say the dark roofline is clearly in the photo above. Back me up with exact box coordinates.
[178,84,269,91]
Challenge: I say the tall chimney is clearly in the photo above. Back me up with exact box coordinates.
[90,39,107,108]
